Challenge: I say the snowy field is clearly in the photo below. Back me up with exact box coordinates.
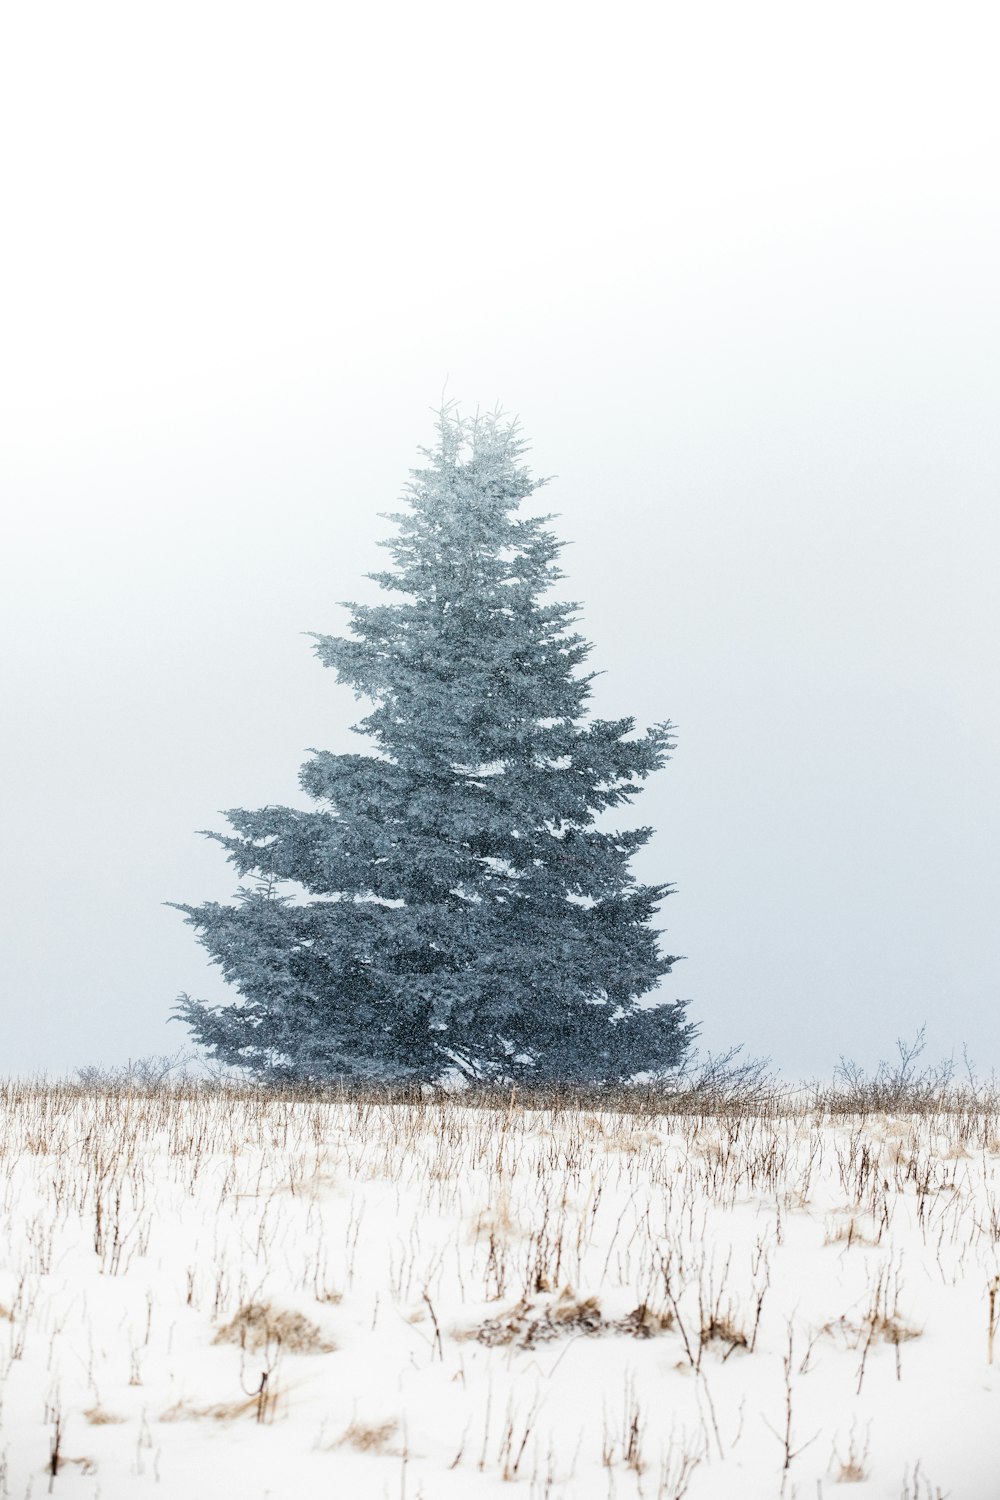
[1,1082,998,1499]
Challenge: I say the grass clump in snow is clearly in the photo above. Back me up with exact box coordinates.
[470,1288,673,1349]
[161,1396,269,1423]
[213,1301,335,1354]
[83,1407,125,1425]
[699,1311,749,1355]
[335,1417,401,1454]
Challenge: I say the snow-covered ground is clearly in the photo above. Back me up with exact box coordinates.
[1,1083,997,1498]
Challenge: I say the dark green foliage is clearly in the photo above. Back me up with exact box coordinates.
[173,407,694,1082]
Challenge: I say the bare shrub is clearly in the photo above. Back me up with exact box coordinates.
[74,1051,196,1093]
[818,1027,995,1117]
[456,1046,779,1120]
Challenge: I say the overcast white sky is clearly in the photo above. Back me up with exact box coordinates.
[1,0,998,1079]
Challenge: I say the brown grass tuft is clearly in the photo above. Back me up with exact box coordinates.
[83,1407,125,1425]
[868,1314,921,1346]
[160,1397,262,1423]
[824,1312,922,1348]
[213,1301,335,1354]
[473,1289,603,1348]
[468,1289,673,1349]
[617,1303,675,1338]
[824,1217,876,1248]
[336,1418,400,1454]
[833,1425,871,1483]
[700,1314,749,1352]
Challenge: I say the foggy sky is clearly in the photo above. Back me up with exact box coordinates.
[2,1,998,1079]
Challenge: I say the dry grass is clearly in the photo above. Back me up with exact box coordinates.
[470,1290,674,1349]
[699,1313,749,1353]
[0,1036,992,1496]
[61,1046,784,1117]
[833,1425,871,1483]
[49,1455,97,1477]
[617,1303,676,1339]
[213,1301,335,1354]
[823,1311,922,1349]
[823,1216,877,1248]
[83,1406,126,1425]
[336,1418,401,1454]
[472,1289,604,1348]
[160,1396,267,1423]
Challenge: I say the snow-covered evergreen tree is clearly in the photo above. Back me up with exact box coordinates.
[173,407,694,1083]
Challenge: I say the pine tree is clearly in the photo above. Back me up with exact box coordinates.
[173,407,694,1083]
